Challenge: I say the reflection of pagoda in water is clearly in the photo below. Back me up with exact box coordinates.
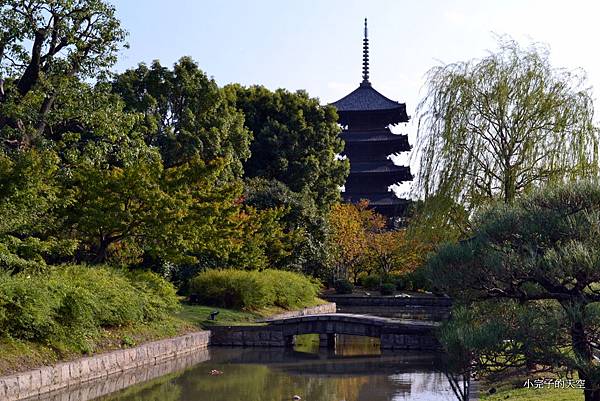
[331,19,412,218]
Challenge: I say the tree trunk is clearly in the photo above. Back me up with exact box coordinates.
[581,372,600,401]
[585,386,600,400]
[567,301,598,401]
[92,237,112,263]
[503,165,516,203]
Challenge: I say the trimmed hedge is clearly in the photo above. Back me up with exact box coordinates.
[360,274,381,290]
[379,282,395,295]
[189,269,321,310]
[0,265,179,351]
[334,279,354,294]
[392,269,431,292]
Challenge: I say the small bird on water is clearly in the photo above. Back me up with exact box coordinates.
[209,369,223,376]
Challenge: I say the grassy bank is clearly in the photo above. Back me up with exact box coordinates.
[0,315,194,376]
[176,297,326,328]
[0,300,325,376]
[480,378,583,401]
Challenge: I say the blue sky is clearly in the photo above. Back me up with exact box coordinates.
[111,0,600,107]
[110,0,600,194]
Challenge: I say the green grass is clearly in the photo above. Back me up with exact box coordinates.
[176,304,265,327]
[176,297,326,328]
[481,386,582,400]
[481,377,584,401]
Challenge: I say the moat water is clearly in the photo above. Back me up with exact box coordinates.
[36,335,463,401]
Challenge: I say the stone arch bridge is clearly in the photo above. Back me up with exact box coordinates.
[209,314,440,351]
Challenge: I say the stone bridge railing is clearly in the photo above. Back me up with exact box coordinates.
[209,313,440,351]
[322,294,452,321]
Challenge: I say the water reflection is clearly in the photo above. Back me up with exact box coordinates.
[294,334,381,356]
[33,339,461,401]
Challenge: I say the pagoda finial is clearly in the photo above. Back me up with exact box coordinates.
[362,18,370,85]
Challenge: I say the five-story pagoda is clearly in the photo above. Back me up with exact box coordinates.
[331,19,412,218]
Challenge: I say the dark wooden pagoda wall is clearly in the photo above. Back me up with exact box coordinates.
[339,117,412,217]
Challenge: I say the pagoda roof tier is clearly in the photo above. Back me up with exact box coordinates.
[341,130,409,144]
[343,192,410,207]
[331,82,406,112]
[349,161,411,175]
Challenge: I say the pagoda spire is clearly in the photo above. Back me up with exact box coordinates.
[362,18,370,86]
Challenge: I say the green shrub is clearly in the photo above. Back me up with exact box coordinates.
[379,282,395,295]
[407,268,431,291]
[388,274,406,291]
[265,269,320,309]
[361,274,380,290]
[189,269,320,310]
[0,265,179,351]
[334,279,354,294]
[189,269,271,309]
[127,270,181,320]
[0,272,60,341]
[53,266,143,327]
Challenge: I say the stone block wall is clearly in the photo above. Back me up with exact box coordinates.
[209,326,286,347]
[259,302,336,321]
[322,295,452,321]
[25,350,210,401]
[0,331,210,401]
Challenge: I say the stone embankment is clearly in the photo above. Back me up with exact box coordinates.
[0,331,210,401]
[0,302,336,401]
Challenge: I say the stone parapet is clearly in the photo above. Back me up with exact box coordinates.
[259,302,336,322]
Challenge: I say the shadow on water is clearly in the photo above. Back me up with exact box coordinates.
[28,338,466,401]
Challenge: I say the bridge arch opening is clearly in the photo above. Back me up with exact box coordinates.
[292,334,381,355]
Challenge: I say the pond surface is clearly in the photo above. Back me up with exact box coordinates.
[36,336,463,401]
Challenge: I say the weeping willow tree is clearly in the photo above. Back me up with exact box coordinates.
[414,38,598,214]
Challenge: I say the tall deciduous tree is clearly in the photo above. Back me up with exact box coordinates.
[368,229,430,279]
[0,0,127,146]
[230,84,349,210]
[327,200,384,282]
[112,58,251,177]
[415,38,598,212]
[428,182,600,401]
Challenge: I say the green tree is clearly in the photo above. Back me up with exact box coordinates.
[428,182,600,401]
[243,177,327,275]
[415,38,598,212]
[327,200,384,283]
[230,84,349,210]
[112,58,251,177]
[0,0,127,147]
[61,153,250,266]
[0,149,76,272]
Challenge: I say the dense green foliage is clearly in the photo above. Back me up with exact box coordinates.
[0,2,350,367]
[243,177,329,275]
[0,265,179,352]
[379,282,395,295]
[189,269,321,310]
[428,182,600,401]
[231,85,349,210]
[333,279,354,294]
[112,58,251,176]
